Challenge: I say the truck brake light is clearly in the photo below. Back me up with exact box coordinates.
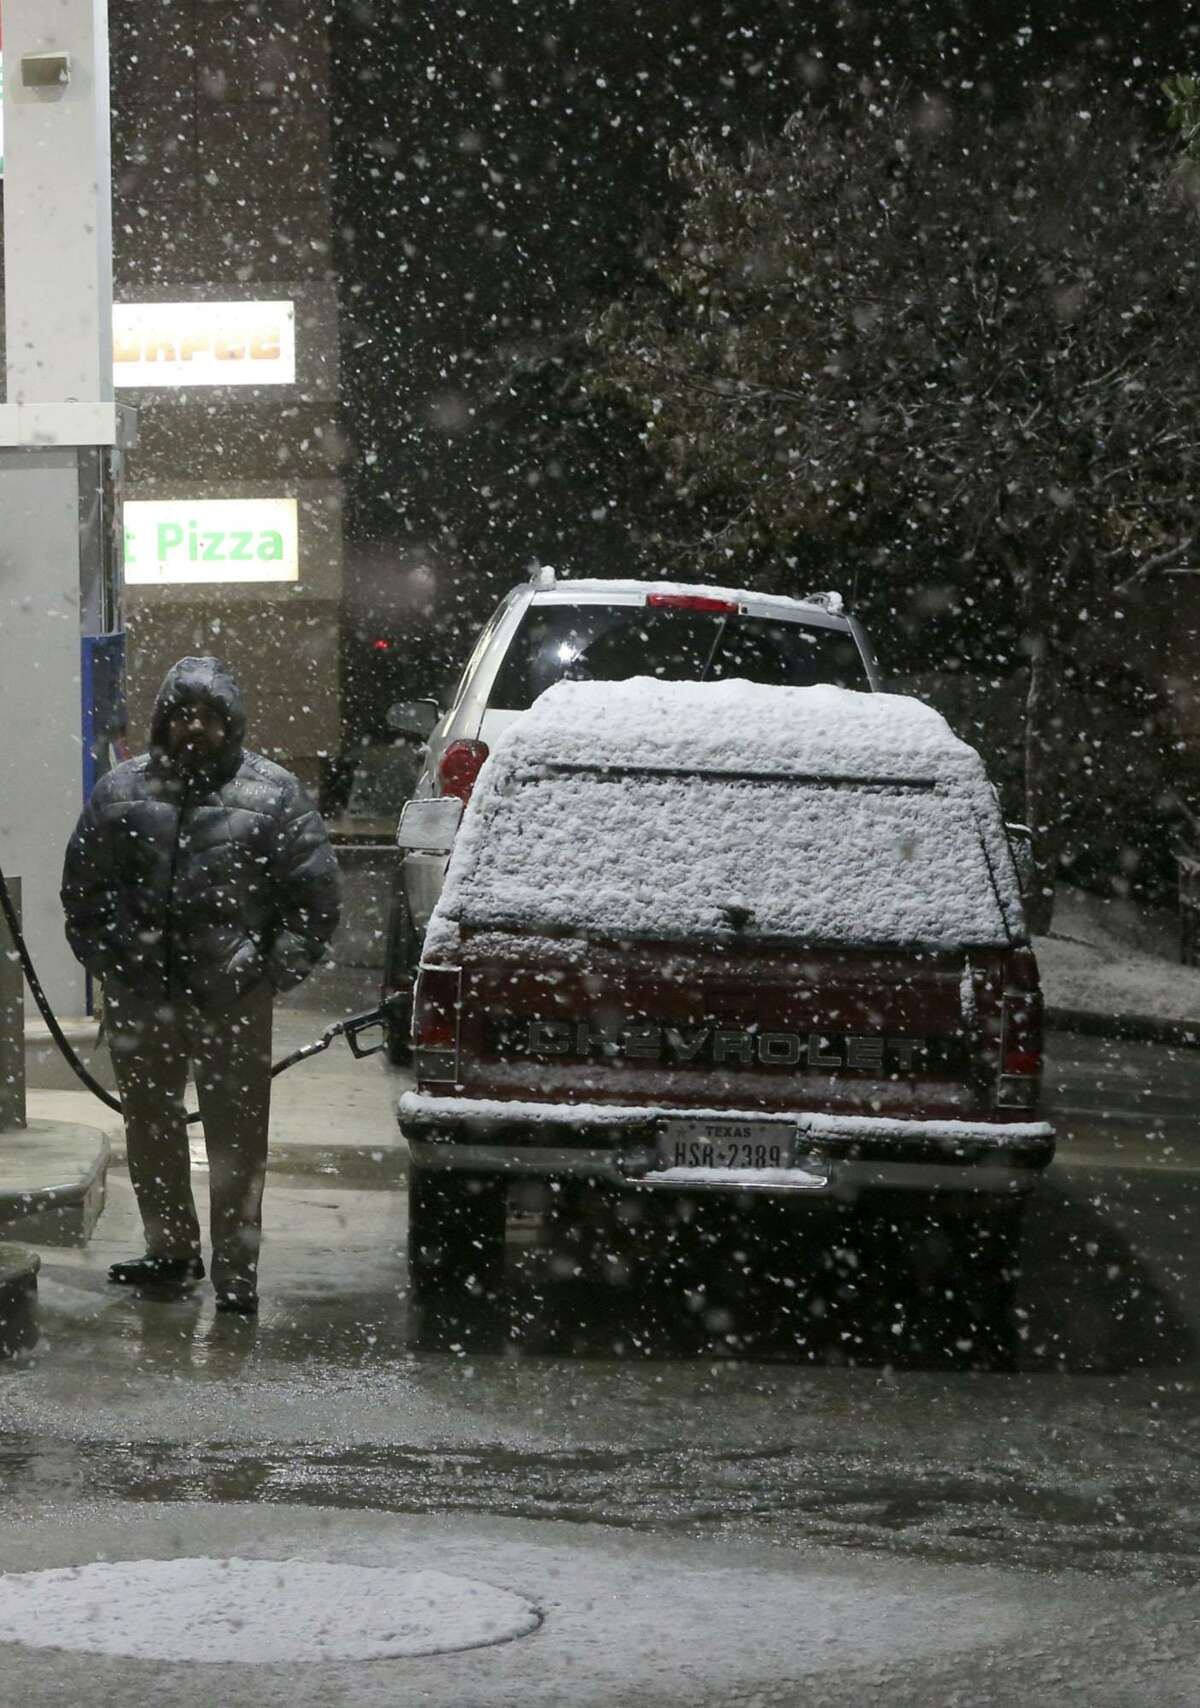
[438,740,489,805]
[996,947,1043,1109]
[646,592,739,615]
[1003,1047,1042,1076]
[413,965,462,1084]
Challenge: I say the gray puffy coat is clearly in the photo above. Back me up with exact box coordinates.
[61,656,340,1010]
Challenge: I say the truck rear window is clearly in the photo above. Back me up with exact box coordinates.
[488,606,867,712]
[448,769,1016,950]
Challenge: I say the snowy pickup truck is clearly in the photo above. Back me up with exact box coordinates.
[397,677,1055,1307]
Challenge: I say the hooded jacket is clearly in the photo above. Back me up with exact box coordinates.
[61,656,340,1010]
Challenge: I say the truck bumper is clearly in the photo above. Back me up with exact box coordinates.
[399,1093,1056,1203]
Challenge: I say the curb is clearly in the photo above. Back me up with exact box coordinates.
[1046,1006,1200,1049]
[24,1018,116,1097]
[0,1123,111,1246]
[0,1244,39,1357]
[266,1143,410,1184]
[104,1140,410,1188]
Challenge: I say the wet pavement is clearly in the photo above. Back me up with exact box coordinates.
[5,1151,1200,1568]
[2,1024,1200,1701]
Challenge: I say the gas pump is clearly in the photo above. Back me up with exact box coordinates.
[79,445,128,795]
[77,447,128,1014]
[82,631,128,798]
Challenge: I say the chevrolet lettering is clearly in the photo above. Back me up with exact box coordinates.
[508,1018,955,1074]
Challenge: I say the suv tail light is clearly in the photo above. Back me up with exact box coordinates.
[438,739,489,805]
[413,965,462,1084]
[646,592,740,615]
[996,946,1043,1109]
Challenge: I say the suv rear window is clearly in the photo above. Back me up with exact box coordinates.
[488,605,868,711]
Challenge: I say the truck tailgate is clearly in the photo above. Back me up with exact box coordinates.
[453,934,1004,1121]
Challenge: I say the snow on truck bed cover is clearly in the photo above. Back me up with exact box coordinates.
[492,678,976,777]
[425,679,1025,957]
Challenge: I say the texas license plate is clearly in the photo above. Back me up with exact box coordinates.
[658,1118,794,1171]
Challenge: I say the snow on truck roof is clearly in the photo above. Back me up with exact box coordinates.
[425,679,1026,957]
[494,678,985,782]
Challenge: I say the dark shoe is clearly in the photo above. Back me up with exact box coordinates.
[214,1291,258,1316]
[108,1254,205,1287]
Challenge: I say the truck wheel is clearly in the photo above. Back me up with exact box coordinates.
[408,1167,507,1304]
[898,1199,1024,1370]
[953,1202,1025,1371]
[382,882,419,1066]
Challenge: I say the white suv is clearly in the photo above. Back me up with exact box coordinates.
[383,568,881,1054]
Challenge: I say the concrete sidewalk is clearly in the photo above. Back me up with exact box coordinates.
[1035,885,1200,1045]
[0,961,406,1315]
[0,978,407,1351]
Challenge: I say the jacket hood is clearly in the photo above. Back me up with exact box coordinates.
[149,656,247,760]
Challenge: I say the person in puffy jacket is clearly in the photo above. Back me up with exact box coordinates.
[61,655,340,1314]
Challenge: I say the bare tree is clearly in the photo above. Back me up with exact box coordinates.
[587,91,1200,930]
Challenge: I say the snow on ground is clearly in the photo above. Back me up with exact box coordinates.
[0,1559,538,1663]
[1036,885,1200,1025]
[0,1504,1079,1702]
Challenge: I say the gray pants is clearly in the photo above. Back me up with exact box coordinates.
[105,980,274,1295]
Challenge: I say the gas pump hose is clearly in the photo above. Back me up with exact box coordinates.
[0,859,399,1126]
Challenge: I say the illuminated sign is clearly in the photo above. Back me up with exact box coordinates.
[113,301,296,388]
[124,499,299,585]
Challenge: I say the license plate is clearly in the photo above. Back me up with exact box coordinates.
[658,1119,794,1171]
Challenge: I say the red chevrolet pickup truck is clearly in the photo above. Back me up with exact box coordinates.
[398,677,1054,1320]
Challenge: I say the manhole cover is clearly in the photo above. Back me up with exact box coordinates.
[0,1558,541,1662]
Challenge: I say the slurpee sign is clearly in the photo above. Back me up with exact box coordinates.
[113,302,296,388]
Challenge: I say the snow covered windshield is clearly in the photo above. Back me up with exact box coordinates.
[439,767,1015,950]
[488,605,868,711]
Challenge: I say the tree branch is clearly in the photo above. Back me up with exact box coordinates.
[1113,537,1197,594]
